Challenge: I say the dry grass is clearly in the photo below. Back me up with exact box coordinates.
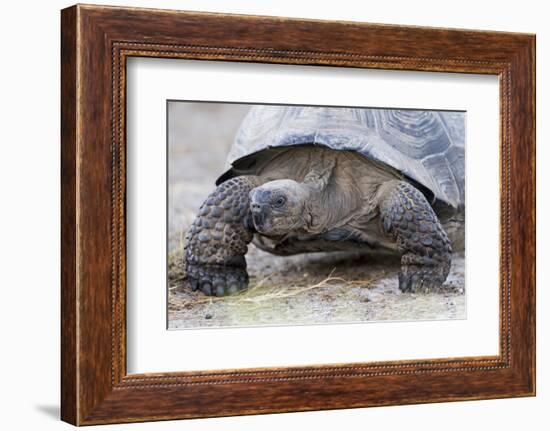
[169,262,381,312]
[168,230,188,288]
[168,250,186,288]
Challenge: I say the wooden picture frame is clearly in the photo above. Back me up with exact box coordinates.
[61,4,535,425]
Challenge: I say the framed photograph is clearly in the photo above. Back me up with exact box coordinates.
[61,4,536,425]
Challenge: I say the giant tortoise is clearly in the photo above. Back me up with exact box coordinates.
[183,106,465,296]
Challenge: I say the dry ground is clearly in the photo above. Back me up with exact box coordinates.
[168,248,465,329]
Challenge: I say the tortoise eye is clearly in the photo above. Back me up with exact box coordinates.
[272,196,286,208]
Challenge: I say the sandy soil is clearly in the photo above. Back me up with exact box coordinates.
[167,102,465,329]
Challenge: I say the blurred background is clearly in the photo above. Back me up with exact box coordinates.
[168,101,250,253]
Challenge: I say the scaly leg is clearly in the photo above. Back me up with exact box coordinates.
[378,180,452,292]
[184,176,260,296]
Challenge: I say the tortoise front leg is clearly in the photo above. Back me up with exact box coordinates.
[378,180,452,292]
[184,176,260,296]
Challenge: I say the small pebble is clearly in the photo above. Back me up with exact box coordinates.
[205,313,213,319]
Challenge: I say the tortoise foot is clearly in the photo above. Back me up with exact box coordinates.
[186,263,249,296]
[398,254,450,293]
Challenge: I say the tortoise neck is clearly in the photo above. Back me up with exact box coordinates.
[301,170,355,235]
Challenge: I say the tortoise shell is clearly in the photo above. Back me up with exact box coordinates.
[219,106,465,209]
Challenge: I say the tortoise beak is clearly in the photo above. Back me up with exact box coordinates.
[251,203,269,230]
[250,188,273,232]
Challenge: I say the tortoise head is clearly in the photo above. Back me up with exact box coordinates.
[249,180,310,237]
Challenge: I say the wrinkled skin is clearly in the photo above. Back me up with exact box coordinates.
[249,179,311,237]
[184,147,458,296]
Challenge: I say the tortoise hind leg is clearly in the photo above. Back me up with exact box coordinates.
[378,180,452,292]
[184,176,260,296]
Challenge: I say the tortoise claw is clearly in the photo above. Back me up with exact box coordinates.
[186,263,249,296]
